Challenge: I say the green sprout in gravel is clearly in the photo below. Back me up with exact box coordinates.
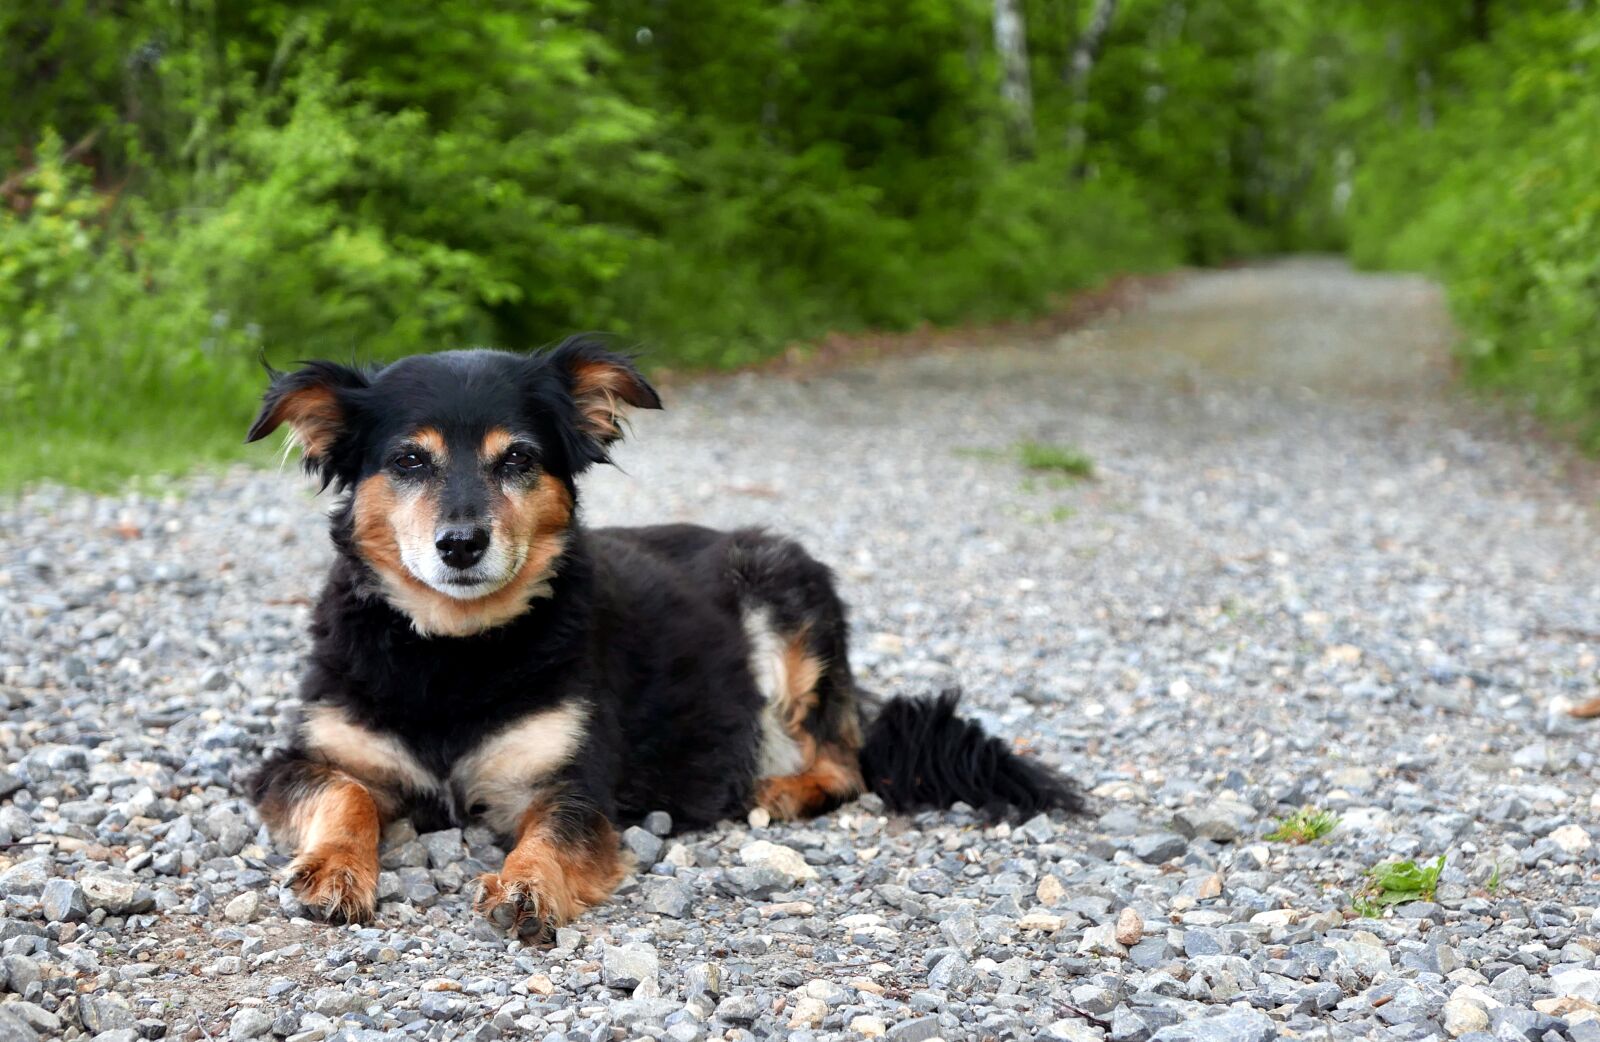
[1017,441,1095,479]
[1264,807,1340,844]
[1353,855,1446,917]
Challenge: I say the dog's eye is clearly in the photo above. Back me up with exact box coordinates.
[500,448,534,471]
[392,452,429,473]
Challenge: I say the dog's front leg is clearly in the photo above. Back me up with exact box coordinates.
[256,758,383,922]
[474,795,629,941]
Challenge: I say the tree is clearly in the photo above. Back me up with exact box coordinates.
[993,0,1035,150]
[1064,0,1117,163]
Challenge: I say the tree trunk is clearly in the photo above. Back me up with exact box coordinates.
[992,0,1034,151]
[1471,0,1491,42]
[1064,0,1117,166]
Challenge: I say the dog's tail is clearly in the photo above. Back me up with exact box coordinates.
[857,689,1085,817]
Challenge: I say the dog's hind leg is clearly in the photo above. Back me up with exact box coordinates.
[253,755,383,922]
[728,531,868,820]
[746,619,865,821]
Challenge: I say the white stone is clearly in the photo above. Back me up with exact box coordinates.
[224,890,261,924]
[788,997,827,1028]
[80,872,142,914]
[1046,1019,1106,1042]
[1449,984,1503,1011]
[1076,923,1126,957]
[1441,999,1488,1038]
[1018,912,1066,932]
[738,840,817,882]
[1329,940,1391,978]
[1550,824,1593,855]
[1551,965,1600,1002]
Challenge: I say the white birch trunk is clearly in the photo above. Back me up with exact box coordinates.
[992,0,1034,147]
[1065,0,1118,162]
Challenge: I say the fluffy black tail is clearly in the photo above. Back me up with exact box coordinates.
[858,689,1085,817]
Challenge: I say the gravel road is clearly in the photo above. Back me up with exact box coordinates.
[4,258,1600,1042]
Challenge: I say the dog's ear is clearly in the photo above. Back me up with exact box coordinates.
[245,362,369,473]
[546,336,661,458]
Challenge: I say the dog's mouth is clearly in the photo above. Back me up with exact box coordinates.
[420,567,515,601]
[407,538,535,602]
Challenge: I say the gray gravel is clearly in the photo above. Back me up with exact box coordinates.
[4,258,1600,1041]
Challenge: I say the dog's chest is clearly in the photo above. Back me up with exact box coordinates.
[298,699,589,835]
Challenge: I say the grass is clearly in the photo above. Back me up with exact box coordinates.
[954,441,1096,481]
[1264,807,1340,844]
[1,411,257,494]
[1017,441,1095,479]
[1352,855,1446,917]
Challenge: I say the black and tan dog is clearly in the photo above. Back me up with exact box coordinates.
[245,337,1081,938]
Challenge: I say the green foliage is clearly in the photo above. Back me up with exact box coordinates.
[1018,442,1095,479]
[1264,807,1340,845]
[0,130,263,489]
[15,0,1595,487]
[1342,4,1600,449]
[1353,855,1446,916]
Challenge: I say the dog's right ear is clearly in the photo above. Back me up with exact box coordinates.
[245,362,369,474]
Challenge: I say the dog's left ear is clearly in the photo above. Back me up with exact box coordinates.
[547,336,662,456]
[244,361,370,474]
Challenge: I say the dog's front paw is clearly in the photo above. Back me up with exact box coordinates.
[473,872,560,941]
[287,845,379,923]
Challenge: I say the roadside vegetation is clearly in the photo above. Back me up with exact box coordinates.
[2,1,1594,488]
[1264,807,1339,845]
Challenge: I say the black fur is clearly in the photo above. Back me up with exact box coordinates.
[245,337,1083,929]
[860,690,1086,816]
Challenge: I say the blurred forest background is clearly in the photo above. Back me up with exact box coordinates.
[1,0,1596,488]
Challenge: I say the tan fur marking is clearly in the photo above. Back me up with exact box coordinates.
[756,743,864,821]
[352,473,423,580]
[255,764,337,848]
[413,426,447,460]
[300,704,439,798]
[452,702,590,834]
[474,802,629,936]
[752,628,864,820]
[269,385,342,458]
[752,620,826,776]
[284,776,382,922]
[351,472,573,637]
[779,635,824,732]
[571,360,647,443]
[480,427,514,461]
[837,701,864,750]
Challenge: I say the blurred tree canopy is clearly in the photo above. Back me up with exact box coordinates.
[1,0,1597,485]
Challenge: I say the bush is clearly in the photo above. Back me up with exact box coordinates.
[1345,7,1600,447]
[0,0,1333,488]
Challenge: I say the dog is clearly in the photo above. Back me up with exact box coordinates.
[244,336,1082,937]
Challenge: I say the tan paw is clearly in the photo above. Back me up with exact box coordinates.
[473,872,561,941]
[287,845,378,923]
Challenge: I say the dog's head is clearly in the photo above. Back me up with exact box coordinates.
[246,337,661,637]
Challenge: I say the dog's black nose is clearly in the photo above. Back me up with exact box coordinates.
[435,526,490,569]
